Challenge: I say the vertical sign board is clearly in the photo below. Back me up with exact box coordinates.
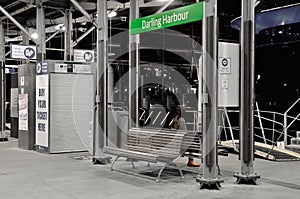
[130,2,204,35]
[36,61,49,151]
[18,94,28,130]
[218,42,240,107]
[74,49,95,63]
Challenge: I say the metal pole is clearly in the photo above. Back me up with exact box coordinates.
[0,21,6,140]
[234,0,260,184]
[93,0,110,164]
[46,31,60,43]
[36,2,46,61]
[22,26,30,64]
[64,8,73,61]
[129,0,140,128]
[155,0,175,14]
[0,6,37,44]
[283,114,287,147]
[72,26,95,47]
[197,0,223,189]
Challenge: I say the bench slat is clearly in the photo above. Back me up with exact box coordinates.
[103,147,158,162]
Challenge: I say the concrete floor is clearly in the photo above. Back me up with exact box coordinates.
[1,137,299,199]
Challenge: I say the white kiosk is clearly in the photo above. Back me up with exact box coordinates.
[35,60,95,153]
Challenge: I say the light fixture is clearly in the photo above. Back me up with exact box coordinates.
[55,24,65,31]
[107,10,117,18]
[78,27,87,32]
[31,32,38,39]
[255,0,261,7]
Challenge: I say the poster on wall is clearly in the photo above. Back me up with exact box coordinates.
[36,61,49,148]
[74,49,95,63]
[10,88,18,118]
[18,94,28,130]
[11,44,37,60]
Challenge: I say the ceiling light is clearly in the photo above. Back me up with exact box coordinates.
[31,32,38,39]
[255,0,261,7]
[78,27,87,32]
[107,10,117,18]
[55,24,65,31]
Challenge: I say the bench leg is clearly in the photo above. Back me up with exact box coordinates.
[131,160,135,169]
[156,162,184,182]
[169,162,184,179]
[156,163,169,182]
[111,156,120,171]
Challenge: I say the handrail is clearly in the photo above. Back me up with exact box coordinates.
[223,107,237,151]
[254,114,284,127]
[256,102,267,144]
[284,97,300,147]
[219,103,300,151]
[285,97,300,114]
[221,113,228,140]
[254,134,276,145]
[287,112,300,129]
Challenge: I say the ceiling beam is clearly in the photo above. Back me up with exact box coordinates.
[17,0,34,3]
[0,5,37,44]
[0,4,34,21]
[125,0,184,8]
[70,0,98,27]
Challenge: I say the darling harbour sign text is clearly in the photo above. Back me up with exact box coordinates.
[130,2,203,35]
[142,11,190,30]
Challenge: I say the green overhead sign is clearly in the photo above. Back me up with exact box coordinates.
[130,2,204,35]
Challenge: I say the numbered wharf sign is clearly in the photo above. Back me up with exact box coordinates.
[219,57,231,74]
[10,44,37,60]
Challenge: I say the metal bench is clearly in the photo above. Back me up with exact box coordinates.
[103,128,198,181]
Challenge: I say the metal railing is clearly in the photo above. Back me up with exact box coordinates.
[284,97,300,147]
[220,107,299,152]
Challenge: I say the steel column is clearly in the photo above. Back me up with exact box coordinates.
[64,8,73,61]
[0,21,6,140]
[234,0,260,184]
[36,2,46,61]
[93,0,110,164]
[196,0,223,189]
[22,26,30,64]
[129,0,140,128]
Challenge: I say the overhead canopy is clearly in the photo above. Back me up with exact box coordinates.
[231,4,300,33]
